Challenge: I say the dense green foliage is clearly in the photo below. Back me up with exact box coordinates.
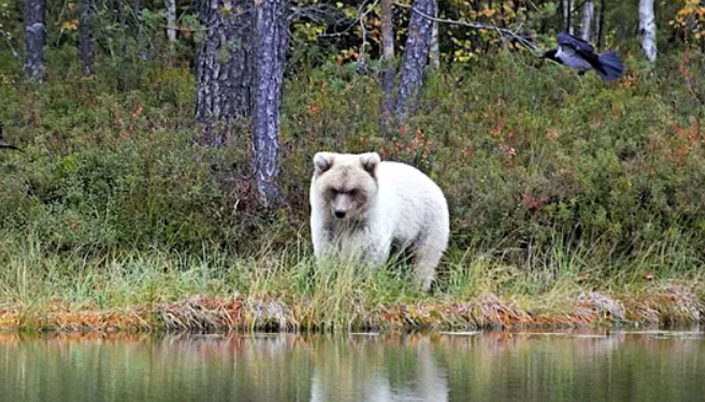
[2,1,705,327]
[2,45,705,279]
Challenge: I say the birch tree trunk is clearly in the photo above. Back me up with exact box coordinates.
[252,0,288,205]
[164,0,177,42]
[638,0,657,62]
[78,0,94,76]
[379,0,395,137]
[24,0,46,82]
[429,4,440,70]
[395,0,435,123]
[195,0,253,145]
[580,0,594,42]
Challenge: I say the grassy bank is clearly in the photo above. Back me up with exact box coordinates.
[1,237,703,332]
[2,47,705,332]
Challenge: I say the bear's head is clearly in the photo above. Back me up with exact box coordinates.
[312,152,380,220]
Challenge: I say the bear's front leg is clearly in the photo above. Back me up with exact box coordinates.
[313,240,336,261]
[360,234,392,268]
[311,218,336,262]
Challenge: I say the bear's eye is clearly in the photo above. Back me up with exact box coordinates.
[348,189,358,196]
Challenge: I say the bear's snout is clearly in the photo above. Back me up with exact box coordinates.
[332,193,353,219]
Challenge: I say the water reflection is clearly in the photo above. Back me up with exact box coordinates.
[310,336,448,402]
[0,330,703,402]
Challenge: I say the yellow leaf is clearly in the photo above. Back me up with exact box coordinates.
[61,19,78,31]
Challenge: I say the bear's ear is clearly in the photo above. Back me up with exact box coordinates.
[313,152,335,175]
[359,152,380,177]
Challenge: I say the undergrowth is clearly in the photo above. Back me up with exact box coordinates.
[1,46,705,330]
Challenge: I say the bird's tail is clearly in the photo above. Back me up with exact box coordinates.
[595,51,624,81]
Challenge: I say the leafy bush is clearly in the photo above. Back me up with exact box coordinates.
[2,47,705,276]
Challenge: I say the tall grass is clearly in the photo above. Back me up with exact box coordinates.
[1,46,705,330]
[0,229,702,331]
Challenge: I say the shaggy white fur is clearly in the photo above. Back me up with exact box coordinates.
[310,151,449,290]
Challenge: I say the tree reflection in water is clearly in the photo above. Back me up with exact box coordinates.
[0,329,703,402]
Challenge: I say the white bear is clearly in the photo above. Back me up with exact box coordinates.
[309,151,449,290]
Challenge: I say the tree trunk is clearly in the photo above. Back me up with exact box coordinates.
[596,0,605,50]
[24,0,46,82]
[395,0,435,123]
[580,0,594,42]
[379,0,395,137]
[78,0,94,76]
[638,0,657,62]
[164,0,177,42]
[135,0,146,60]
[195,0,253,145]
[429,4,440,70]
[252,0,288,205]
[118,0,128,91]
[562,0,574,34]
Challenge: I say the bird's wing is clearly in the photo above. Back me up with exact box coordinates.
[557,31,594,54]
[571,47,603,73]
[557,32,605,74]
[576,50,608,76]
[556,46,596,71]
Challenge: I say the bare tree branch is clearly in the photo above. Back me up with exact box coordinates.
[0,29,19,59]
[289,3,354,38]
[357,0,381,73]
[393,1,542,57]
[289,3,345,23]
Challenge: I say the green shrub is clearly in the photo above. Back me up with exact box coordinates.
[2,48,705,277]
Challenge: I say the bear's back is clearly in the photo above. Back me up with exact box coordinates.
[376,161,445,199]
[374,161,449,242]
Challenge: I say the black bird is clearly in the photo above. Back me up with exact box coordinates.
[542,32,624,81]
[0,122,23,152]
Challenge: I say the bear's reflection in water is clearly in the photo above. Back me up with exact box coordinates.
[309,336,448,402]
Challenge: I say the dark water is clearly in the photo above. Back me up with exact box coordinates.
[1,330,704,402]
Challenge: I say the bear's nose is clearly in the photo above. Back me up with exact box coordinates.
[334,210,346,219]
